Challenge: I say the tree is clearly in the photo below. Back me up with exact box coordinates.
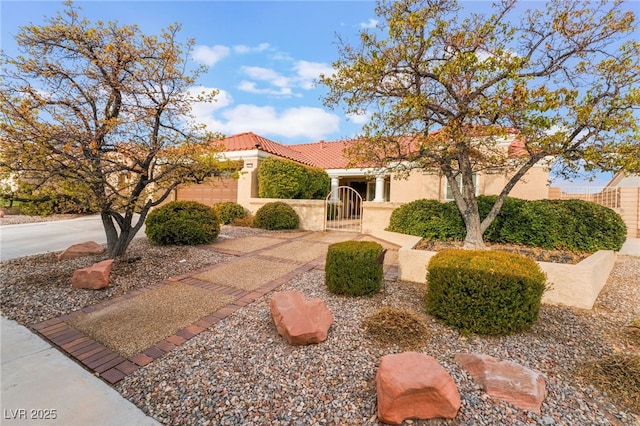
[321,0,640,248]
[0,2,225,257]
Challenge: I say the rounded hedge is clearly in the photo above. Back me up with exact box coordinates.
[325,241,384,296]
[145,201,220,245]
[388,197,627,252]
[426,249,547,335]
[253,201,300,230]
[387,199,465,241]
[214,201,247,225]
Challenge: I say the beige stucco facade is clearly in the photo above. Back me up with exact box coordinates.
[388,164,550,203]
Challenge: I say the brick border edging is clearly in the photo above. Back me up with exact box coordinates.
[30,233,330,385]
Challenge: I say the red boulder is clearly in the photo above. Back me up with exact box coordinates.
[376,352,461,424]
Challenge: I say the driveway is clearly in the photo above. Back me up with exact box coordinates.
[0,214,144,261]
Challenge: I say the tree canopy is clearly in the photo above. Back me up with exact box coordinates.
[0,2,225,257]
[321,0,640,248]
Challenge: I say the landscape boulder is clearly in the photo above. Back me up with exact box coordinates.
[376,352,461,424]
[0,210,4,218]
[455,353,546,414]
[269,291,334,345]
[58,241,105,260]
[71,259,114,290]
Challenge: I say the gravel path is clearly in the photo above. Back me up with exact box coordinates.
[1,217,638,425]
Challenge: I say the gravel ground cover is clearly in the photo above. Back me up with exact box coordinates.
[1,216,638,425]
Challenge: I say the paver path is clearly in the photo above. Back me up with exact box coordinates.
[33,231,399,385]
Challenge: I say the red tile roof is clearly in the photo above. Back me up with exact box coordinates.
[218,130,529,170]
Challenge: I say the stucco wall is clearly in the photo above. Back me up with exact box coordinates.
[246,198,325,231]
[389,166,550,203]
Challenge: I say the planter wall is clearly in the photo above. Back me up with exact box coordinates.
[376,231,617,310]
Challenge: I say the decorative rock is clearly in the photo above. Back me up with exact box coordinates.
[71,259,114,289]
[455,352,546,414]
[58,241,105,260]
[269,291,334,345]
[0,210,4,218]
[376,352,461,425]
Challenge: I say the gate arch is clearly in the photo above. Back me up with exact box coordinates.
[324,186,363,233]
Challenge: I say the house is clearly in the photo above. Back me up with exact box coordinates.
[176,131,550,205]
[168,131,552,232]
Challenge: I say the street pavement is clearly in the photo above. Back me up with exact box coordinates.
[0,214,144,261]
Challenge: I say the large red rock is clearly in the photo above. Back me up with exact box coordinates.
[58,241,105,260]
[376,352,461,424]
[455,353,546,414]
[269,291,334,345]
[71,259,114,290]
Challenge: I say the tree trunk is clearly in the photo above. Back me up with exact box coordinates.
[461,208,487,249]
[100,211,141,258]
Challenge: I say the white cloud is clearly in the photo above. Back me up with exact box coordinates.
[193,45,231,66]
[360,18,378,29]
[194,104,340,140]
[294,60,334,89]
[241,66,291,88]
[237,80,294,96]
[346,111,370,125]
[233,43,271,54]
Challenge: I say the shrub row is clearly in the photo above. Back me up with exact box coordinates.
[257,157,330,200]
[426,249,547,335]
[387,196,627,252]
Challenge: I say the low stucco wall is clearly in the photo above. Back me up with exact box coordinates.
[540,250,617,310]
[247,198,325,231]
[378,230,616,310]
[362,202,402,234]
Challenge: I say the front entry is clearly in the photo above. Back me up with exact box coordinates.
[324,186,363,233]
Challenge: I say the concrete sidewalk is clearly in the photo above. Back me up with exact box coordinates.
[1,317,160,426]
[620,237,640,256]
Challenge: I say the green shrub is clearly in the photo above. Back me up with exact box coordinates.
[18,181,99,216]
[214,201,247,225]
[253,201,300,230]
[257,157,330,199]
[387,199,465,240]
[303,166,331,199]
[258,157,307,199]
[426,249,546,335]
[325,241,384,296]
[145,201,220,245]
[389,197,626,252]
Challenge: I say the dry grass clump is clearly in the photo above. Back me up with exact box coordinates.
[580,352,640,415]
[362,306,428,349]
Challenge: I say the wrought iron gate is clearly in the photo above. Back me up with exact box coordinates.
[324,186,363,232]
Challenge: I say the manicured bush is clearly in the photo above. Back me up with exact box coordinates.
[258,157,307,199]
[214,201,247,225]
[253,201,300,230]
[257,157,330,199]
[386,199,465,240]
[425,249,546,335]
[145,201,220,245]
[303,166,331,199]
[325,241,384,296]
[388,197,626,252]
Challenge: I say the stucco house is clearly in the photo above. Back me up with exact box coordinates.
[165,130,556,233]
[174,131,551,207]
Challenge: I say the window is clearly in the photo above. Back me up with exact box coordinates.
[444,174,479,201]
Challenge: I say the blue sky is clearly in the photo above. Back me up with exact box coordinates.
[2,1,638,186]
